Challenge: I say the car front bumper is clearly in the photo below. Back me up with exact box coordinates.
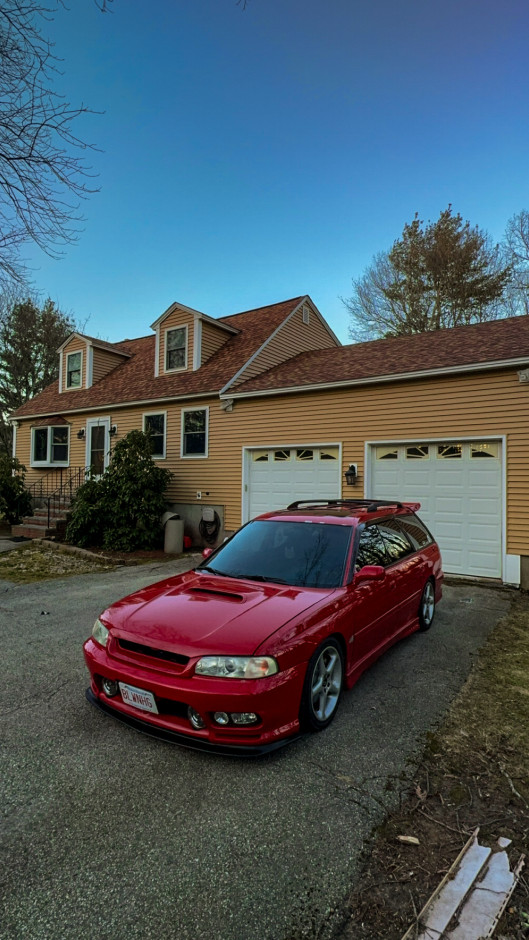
[83,638,305,755]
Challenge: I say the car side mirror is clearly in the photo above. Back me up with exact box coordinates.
[355,565,386,583]
[202,548,213,559]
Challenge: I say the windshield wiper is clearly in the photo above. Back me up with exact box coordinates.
[198,565,228,576]
[236,573,290,584]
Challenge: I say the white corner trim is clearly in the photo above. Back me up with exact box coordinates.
[87,344,94,388]
[11,421,16,458]
[193,316,202,371]
[154,327,160,377]
[58,351,63,393]
[504,554,521,587]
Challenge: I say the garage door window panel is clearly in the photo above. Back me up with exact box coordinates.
[406,445,429,459]
[437,443,462,459]
[471,442,499,458]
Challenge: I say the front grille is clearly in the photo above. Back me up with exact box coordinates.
[117,638,189,666]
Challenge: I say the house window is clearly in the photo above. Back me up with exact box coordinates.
[143,412,166,458]
[181,408,208,457]
[31,426,70,466]
[165,326,187,371]
[66,351,82,388]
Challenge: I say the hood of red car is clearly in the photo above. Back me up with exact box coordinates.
[102,569,331,656]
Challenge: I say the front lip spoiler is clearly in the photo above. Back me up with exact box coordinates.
[86,689,298,757]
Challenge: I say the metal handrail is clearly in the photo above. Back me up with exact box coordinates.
[27,467,90,530]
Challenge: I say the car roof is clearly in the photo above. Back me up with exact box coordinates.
[256,499,421,525]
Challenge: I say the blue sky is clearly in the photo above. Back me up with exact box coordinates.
[24,0,529,343]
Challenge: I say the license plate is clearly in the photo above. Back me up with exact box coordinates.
[119,682,158,714]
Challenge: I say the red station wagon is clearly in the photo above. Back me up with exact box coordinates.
[83,499,443,755]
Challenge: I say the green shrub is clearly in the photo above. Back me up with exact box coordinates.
[66,430,173,551]
[0,455,32,524]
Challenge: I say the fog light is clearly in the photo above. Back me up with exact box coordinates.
[188,707,206,730]
[230,712,259,726]
[213,711,230,725]
[102,677,118,697]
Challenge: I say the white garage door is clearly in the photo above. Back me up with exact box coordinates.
[247,446,341,519]
[371,440,502,578]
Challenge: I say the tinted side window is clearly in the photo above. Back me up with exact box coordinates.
[355,525,389,569]
[377,518,414,562]
[397,513,433,550]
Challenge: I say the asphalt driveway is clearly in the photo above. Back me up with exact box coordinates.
[0,561,512,940]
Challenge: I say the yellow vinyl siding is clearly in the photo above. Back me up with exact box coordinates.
[61,337,86,391]
[91,348,127,384]
[234,302,338,385]
[158,310,194,375]
[201,321,230,364]
[13,366,529,560]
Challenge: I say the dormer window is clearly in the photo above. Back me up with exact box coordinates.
[165,326,187,371]
[66,351,82,388]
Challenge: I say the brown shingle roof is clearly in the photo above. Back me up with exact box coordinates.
[231,315,529,396]
[13,297,305,418]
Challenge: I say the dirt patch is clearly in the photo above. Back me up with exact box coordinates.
[339,597,529,940]
[0,544,114,582]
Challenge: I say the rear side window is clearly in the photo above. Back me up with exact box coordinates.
[355,525,389,569]
[377,518,414,562]
[397,513,433,550]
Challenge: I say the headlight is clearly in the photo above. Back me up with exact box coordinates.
[195,655,279,679]
[92,618,109,648]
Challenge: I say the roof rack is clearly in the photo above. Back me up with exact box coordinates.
[286,499,404,513]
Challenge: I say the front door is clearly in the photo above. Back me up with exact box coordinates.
[86,418,110,477]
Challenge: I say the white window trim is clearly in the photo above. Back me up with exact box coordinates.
[30,425,70,468]
[66,349,83,389]
[143,410,167,459]
[181,406,209,459]
[164,324,188,373]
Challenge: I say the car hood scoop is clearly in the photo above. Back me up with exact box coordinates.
[104,570,331,657]
[186,586,244,602]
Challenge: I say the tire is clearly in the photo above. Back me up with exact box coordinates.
[299,639,344,732]
[418,579,435,631]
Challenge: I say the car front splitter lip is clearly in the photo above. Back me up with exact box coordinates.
[85,688,298,757]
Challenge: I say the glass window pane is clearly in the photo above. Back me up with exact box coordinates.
[51,427,69,463]
[67,352,81,388]
[296,449,313,461]
[377,519,414,562]
[398,515,432,549]
[34,428,48,461]
[471,442,499,458]
[252,451,269,462]
[183,410,206,456]
[166,327,186,370]
[320,448,338,460]
[274,450,290,461]
[144,414,165,457]
[376,446,398,460]
[406,445,429,459]
[355,525,388,568]
[437,443,462,459]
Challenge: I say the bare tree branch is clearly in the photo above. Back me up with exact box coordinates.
[0,1,105,288]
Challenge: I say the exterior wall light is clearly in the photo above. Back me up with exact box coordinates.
[109,425,117,436]
[344,464,358,486]
[77,428,85,439]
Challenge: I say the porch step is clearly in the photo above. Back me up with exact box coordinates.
[11,523,56,538]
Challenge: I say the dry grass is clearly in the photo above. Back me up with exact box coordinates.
[341,595,529,939]
[0,544,114,583]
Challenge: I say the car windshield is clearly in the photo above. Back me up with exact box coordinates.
[198,519,352,588]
